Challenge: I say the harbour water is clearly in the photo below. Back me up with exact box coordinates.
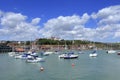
[0,50,120,80]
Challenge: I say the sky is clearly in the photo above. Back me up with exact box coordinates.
[0,0,120,42]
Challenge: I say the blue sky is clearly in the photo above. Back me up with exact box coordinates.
[0,0,120,42]
[0,0,119,23]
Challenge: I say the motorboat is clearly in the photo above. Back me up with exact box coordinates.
[14,53,30,59]
[58,54,67,58]
[14,51,39,60]
[30,52,38,56]
[117,52,120,55]
[8,52,16,57]
[63,54,78,59]
[14,54,22,59]
[26,56,44,63]
[106,50,116,54]
[89,53,97,57]
[58,52,78,59]
[43,51,54,56]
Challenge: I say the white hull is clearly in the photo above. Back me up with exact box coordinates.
[43,51,54,56]
[64,54,78,59]
[26,57,44,63]
[107,50,116,54]
[8,52,16,57]
[14,55,22,59]
[89,53,97,57]
[59,54,66,58]
[59,54,78,59]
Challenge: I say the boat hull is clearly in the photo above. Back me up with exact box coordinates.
[89,53,97,57]
[63,55,78,59]
[107,50,116,54]
[64,56,78,59]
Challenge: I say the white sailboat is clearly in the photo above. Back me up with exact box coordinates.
[89,50,97,57]
[8,47,16,57]
[58,40,78,59]
[8,52,16,57]
[106,43,116,54]
[106,50,116,54]
[89,46,98,57]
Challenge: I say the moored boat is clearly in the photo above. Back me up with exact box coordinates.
[89,50,97,57]
[26,55,45,63]
[58,52,78,59]
[106,50,116,54]
[43,51,54,56]
[89,53,97,57]
[58,54,67,58]
[8,52,16,57]
[117,52,120,55]
[63,54,78,59]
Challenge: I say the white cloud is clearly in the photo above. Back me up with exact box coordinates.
[0,5,120,42]
[115,32,120,38]
[91,5,120,42]
[92,5,120,25]
[40,14,90,40]
[0,10,3,17]
[31,18,41,25]
[0,11,40,41]
[39,5,120,42]
[1,12,27,28]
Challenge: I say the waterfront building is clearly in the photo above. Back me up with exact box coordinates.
[0,45,12,53]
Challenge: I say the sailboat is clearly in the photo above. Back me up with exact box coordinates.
[58,40,78,59]
[89,50,97,57]
[89,44,98,57]
[8,47,16,57]
[106,43,116,54]
[106,50,116,54]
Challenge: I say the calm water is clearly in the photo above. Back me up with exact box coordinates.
[0,50,120,80]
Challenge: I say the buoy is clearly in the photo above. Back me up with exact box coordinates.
[72,63,75,67]
[40,67,44,71]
